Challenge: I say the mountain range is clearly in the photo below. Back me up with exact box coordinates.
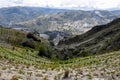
[12,9,119,35]
[0,6,120,45]
[0,6,68,26]
[0,7,119,35]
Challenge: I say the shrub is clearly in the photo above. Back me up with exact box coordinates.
[11,75,19,80]
[38,45,49,57]
[18,69,25,74]
[22,39,35,48]
[27,33,41,42]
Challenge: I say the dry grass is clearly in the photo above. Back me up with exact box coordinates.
[0,46,119,80]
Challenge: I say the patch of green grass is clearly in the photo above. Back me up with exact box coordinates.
[87,73,92,80]
[0,73,2,77]
[18,69,25,74]
[0,45,120,70]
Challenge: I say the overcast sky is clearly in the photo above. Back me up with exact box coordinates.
[0,0,120,10]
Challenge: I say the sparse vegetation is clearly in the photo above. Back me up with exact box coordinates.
[0,45,119,79]
[18,69,25,74]
[0,18,120,80]
[11,75,19,80]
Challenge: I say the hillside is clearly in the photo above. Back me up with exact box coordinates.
[0,7,120,80]
[0,45,120,80]
[13,10,119,35]
[0,6,68,26]
[0,25,52,55]
[56,18,120,59]
[0,18,119,80]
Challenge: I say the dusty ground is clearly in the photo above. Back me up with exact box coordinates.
[0,59,120,80]
[0,46,120,80]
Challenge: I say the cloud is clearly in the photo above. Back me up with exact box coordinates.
[0,0,120,10]
[13,0,23,4]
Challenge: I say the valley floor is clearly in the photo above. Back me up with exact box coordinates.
[0,46,120,80]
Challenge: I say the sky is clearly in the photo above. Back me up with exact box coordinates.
[0,0,120,10]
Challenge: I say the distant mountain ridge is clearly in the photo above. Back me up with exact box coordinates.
[0,6,68,26]
[13,10,119,35]
[111,10,120,15]
[0,6,120,42]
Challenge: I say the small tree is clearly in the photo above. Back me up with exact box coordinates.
[38,46,47,56]
[38,45,52,58]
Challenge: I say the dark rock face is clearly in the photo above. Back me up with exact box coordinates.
[44,31,70,40]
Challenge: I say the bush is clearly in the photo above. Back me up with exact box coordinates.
[38,46,49,57]
[22,39,35,48]
[11,75,19,80]
[27,33,41,42]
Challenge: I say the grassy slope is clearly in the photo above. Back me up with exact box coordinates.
[0,26,49,50]
[0,26,119,79]
[0,46,119,79]
[0,46,120,68]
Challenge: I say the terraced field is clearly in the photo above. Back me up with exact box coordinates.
[0,46,120,80]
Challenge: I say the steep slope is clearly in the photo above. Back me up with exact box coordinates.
[0,6,68,26]
[56,18,120,59]
[13,10,119,34]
